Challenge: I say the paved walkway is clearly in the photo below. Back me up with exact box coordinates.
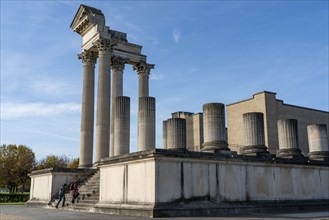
[0,205,328,220]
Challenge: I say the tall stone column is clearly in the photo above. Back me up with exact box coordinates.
[277,119,302,158]
[94,38,114,164]
[202,103,229,152]
[163,120,168,149]
[133,62,154,98]
[307,124,329,160]
[166,118,186,149]
[79,50,97,168]
[114,96,130,156]
[110,57,126,156]
[138,97,156,151]
[242,112,268,155]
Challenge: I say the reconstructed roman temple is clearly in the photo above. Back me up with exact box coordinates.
[27,5,329,218]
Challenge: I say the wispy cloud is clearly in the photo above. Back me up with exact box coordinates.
[2,102,80,119]
[173,30,180,43]
[187,67,198,72]
[150,73,165,80]
[2,121,79,142]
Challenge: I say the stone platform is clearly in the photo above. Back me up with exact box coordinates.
[27,149,329,218]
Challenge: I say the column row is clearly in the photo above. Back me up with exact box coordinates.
[79,38,155,167]
[163,106,329,161]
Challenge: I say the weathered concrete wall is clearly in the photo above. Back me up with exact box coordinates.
[97,152,329,208]
[27,168,95,206]
[154,158,329,203]
[99,158,155,205]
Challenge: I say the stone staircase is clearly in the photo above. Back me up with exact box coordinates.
[53,170,100,211]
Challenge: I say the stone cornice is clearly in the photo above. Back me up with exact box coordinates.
[70,4,105,36]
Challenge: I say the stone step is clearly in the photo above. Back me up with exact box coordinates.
[77,198,99,203]
[80,185,99,191]
[80,190,99,194]
[80,188,99,192]
[56,169,101,212]
[71,203,97,208]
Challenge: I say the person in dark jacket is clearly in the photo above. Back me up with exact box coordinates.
[55,183,67,209]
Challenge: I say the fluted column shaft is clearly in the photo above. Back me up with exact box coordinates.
[163,120,168,149]
[133,62,154,98]
[243,112,268,155]
[138,97,156,151]
[110,57,126,156]
[307,124,329,152]
[138,73,149,97]
[95,39,113,163]
[79,50,97,168]
[277,119,302,158]
[202,103,228,151]
[277,119,299,149]
[243,112,265,146]
[114,96,130,156]
[167,118,186,149]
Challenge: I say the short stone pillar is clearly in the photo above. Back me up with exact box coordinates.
[277,119,303,158]
[138,97,156,151]
[163,120,168,149]
[114,96,130,156]
[307,124,329,160]
[166,118,186,149]
[201,103,229,152]
[242,112,268,155]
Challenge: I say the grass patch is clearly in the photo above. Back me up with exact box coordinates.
[0,202,25,205]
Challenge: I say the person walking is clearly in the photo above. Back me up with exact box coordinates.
[70,180,79,204]
[55,183,67,209]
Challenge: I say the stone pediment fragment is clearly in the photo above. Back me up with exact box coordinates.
[70,4,105,35]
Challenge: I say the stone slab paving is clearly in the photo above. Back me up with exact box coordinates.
[0,205,328,220]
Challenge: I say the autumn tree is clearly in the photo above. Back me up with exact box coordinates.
[0,144,36,192]
[68,158,79,168]
[35,155,71,170]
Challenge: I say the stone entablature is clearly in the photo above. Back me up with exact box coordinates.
[71,4,146,65]
[71,4,156,167]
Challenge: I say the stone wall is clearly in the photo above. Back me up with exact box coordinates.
[95,150,329,217]
[27,168,96,206]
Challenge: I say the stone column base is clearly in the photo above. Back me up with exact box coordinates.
[309,151,329,161]
[277,148,303,159]
[242,145,269,156]
[201,140,230,153]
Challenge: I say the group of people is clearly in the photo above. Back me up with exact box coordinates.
[55,180,80,209]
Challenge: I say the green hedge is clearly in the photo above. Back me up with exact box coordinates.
[0,193,30,203]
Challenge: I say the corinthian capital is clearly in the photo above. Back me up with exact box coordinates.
[133,62,155,76]
[111,56,128,72]
[94,38,117,53]
[81,50,98,65]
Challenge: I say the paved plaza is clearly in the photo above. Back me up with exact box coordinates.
[0,205,328,220]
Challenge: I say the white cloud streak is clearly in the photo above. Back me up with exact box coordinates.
[2,102,80,119]
[173,30,180,43]
[150,73,165,80]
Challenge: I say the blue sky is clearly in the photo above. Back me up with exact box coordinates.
[1,1,328,161]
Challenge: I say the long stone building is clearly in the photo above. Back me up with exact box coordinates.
[27,4,329,218]
[227,91,329,155]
